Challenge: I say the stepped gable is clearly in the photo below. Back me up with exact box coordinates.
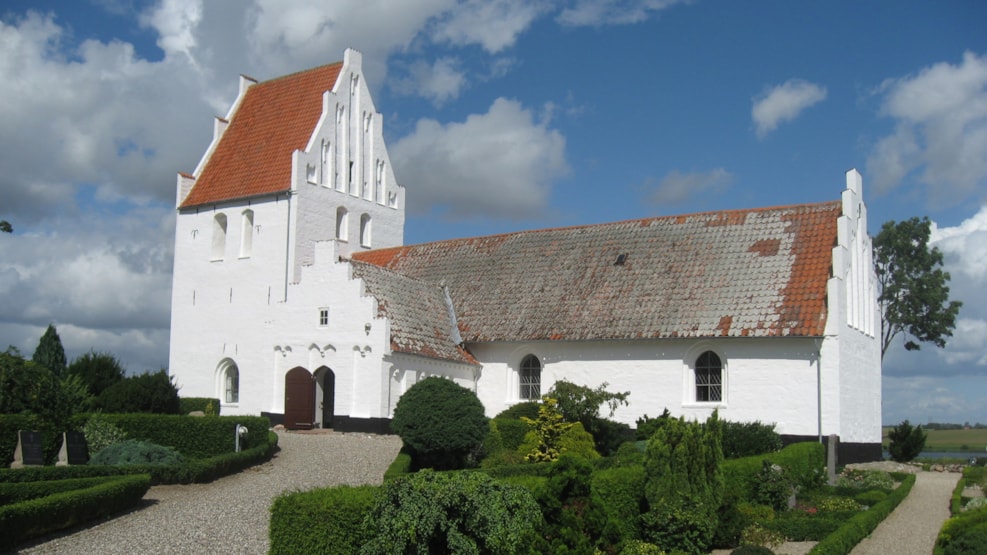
[349,260,479,365]
[180,62,343,208]
[352,201,841,343]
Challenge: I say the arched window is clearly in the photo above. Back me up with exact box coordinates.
[211,213,227,261]
[360,214,371,247]
[336,207,348,241]
[219,361,239,404]
[695,351,722,402]
[239,209,254,258]
[519,354,541,400]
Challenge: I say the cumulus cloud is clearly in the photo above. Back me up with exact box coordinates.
[882,375,983,425]
[867,51,987,202]
[431,0,551,53]
[390,97,569,219]
[648,168,733,204]
[751,79,827,138]
[557,0,689,27]
[390,57,467,106]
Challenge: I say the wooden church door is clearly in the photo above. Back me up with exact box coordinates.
[284,367,315,430]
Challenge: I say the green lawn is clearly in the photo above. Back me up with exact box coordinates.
[882,427,987,452]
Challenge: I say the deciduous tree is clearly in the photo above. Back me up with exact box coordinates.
[874,217,962,358]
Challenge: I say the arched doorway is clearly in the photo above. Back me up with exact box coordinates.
[314,366,336,429]
[284,367,315,430]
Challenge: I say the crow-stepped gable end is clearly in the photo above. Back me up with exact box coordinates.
[168,50,882,463]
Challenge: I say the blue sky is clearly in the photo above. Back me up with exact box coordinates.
[1,0,985,426]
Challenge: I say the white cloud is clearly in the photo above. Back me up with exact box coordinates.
[882,376,983,425]
[431,0,551,53]
[751,79,827,138]
[867,51,987,202]
[649,168,733,204]
[557,0,688,27]
[140,0,203,66]
[390,98,569,219]
[391,57,467,106]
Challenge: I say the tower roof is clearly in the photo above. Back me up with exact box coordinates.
[180,62,343,208]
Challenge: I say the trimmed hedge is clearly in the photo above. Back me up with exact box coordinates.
[0,431,279,485]
[68,413,270,458]
[269,484,379,555]
[0,476,118,504]
[807,473,916,555]
[493,418,530,451]
[383,450,412,482]
[178,397,221,415]
[0,473,151,550]
[937,506,987,553]
[722,441,825,503]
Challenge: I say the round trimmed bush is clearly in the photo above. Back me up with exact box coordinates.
[390,376,489,470]
[90,439,184,466]
[495,401,542,420]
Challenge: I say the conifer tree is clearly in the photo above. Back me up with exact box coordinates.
[33,324,67,377]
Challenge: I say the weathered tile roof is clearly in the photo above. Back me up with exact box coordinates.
[180,63,343,208]
[352,201,841,347]
[350,260,479,365]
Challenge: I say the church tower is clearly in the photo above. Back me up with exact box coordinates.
[169,49,405,420]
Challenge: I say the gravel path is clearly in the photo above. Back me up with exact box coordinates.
[849,470,959,555]
[15,431,402,555]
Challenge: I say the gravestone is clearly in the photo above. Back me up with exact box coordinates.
[56,431,89,466]
[10,430,44,469]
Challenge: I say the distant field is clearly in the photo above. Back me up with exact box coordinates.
[882,427,987,452]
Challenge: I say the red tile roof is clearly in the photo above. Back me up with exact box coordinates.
[352,201,841,345]
[179,63,343,208]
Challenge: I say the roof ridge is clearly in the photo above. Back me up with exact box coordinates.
[254,61,344,87]
[390,199,842,251]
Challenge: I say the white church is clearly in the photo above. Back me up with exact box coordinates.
[169,49,882,462]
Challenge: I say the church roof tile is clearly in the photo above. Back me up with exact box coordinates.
[352,201,840,344]
[179,63,343,208]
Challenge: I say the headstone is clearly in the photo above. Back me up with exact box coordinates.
[56,431,89,466]
[827,434,839,485]
[10,430,44,469]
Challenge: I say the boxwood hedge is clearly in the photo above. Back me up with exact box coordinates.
[0,473,151,550]
[269,484,379,555]
[808,473,916,555]
[68,414,270,458]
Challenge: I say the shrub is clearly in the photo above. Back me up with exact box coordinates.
[740,523,784,549]
[593,465,646,541]
[887,419,926,462]
[492,418,529,451]
[532,454,620,553]
[835,469,894,490]
[82,414,128,455]
[722,421,782,459]
[963,498,987,512]
[495,401,541,420]
[89,439,184,466]
[96,369,181,414]
[0,414,62,466]
[360,470,541,555]
[390,377,489,470]
[619,540,666,554]
[518,420,600,462]
[592,417,636,456]
[752,461,791,511]
[548,380,631,455]
[641,411,723,554]
[520,397,571,462]
[943,522,987,555]
[178,397,221,415]
[269,484,378,555]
